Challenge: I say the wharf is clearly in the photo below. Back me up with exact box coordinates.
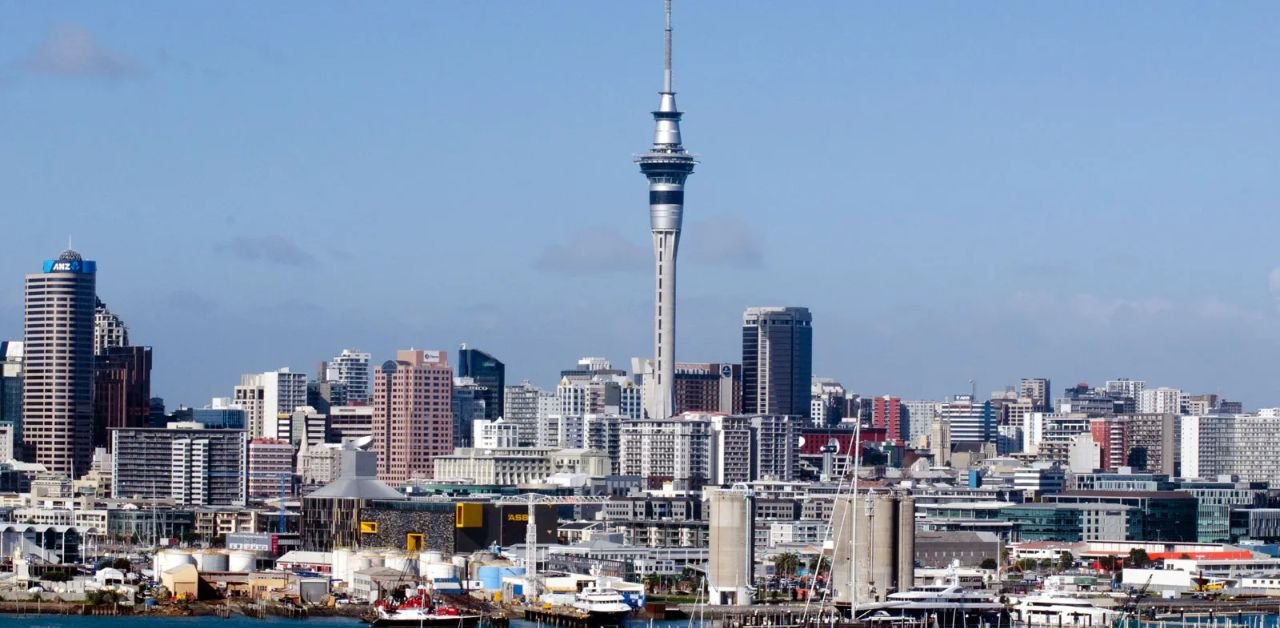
[675,605,866,628]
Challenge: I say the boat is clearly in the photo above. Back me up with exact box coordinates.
[368,593,483,628]
[1011,594,1121,626]
[570,568,633,627]
[850,569,1007,628]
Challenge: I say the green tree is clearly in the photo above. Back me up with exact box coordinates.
[1038,558,1053,572]
[1128,548,1152,568]
[1057,551,1074,572]
[773,553,800,577]
[979,558,998,570]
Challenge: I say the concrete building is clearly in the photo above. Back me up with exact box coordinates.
[709,414,752,486]
[433,447,611,485]
[473,418,520,449]
[942,395,994,445]
[749,415,801,481]
[872,396,905,444]
[324,350,371,405]
[673,362,742,415]
[1124,413,1179,475]
[619,415,710,490]
[1182,413,1280,483]
[707,488,754,605]
[23,249,97,476]
[1138,387,1183,415]
[93,299,129,356]
[1019,378,1052,412]
[111,424,247,506]
[904,400,940,446]
[742,307,813,418]
[93,345,152,450]
[0,341,22,448]
[1106,379,1146,400]
[831,492,915,604]
[1089,418,1129,472]
[327,405,374,442]
[503,382,545,448]
[457,346,504,421]
[372,350,453,485]
[811,378,846,426]
[236,369,307,440]
[248,438,295,499]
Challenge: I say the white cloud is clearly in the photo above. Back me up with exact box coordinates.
[24,25,142,79]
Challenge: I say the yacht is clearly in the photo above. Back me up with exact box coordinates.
[1011,595,1120,626]
[851,579,1007,627]
[571,585,633,626]
[368,593,482,628]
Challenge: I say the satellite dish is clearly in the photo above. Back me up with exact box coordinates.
[797,436,806,449]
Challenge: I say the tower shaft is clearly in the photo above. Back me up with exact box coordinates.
[637,0,695,419]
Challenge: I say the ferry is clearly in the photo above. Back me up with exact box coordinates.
[368,593,482,628]
[1011,595,1121,626]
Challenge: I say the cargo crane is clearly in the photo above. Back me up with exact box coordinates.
[494,494,608,602]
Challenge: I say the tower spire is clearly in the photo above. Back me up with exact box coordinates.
[663,0,673,93]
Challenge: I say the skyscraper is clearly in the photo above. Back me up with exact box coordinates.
[741,307,813,417]
[372,350,453,485]
[93,345,153,450]
[325,349,371,404]
[1018,378,1052,412]
[93,298,129,356]
[23,249,97,476]
[0,341,23,448]
[457,345,504,420]
[637,0,696,420]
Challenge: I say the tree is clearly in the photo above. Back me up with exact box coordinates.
[773,553,800,578]
[1128,548,1152,569]
[1038,558,1053,572]
[1057,551,1074,572]
[979,558,998,570]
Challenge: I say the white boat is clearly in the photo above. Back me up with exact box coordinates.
[1011,595,1121,626]
[368,594,482,628]
[851,575,1006,627]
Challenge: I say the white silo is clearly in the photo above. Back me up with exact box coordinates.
[158,549,195,573]
[333,548,353,583]
[195,550,229,572]
[706,488,755,606]
[228,550,257,573]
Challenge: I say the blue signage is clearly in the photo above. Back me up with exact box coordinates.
[42,260,96,274]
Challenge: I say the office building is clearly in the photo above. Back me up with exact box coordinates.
[1019,378,1051,412]
[1138,387,1183,415]
[673,362,741,415]
[1106,379,1146,400]
[903,400,940,446]
[111,424,247,506]
[324,349,371,405]
[619,415,710,490]
[1182,413,1280,483]
[92,345,152,450]
[872,396,905,444]
[750,415,801,481]
[0,341,23,455]
[473,418,520,449]
[941,395,994,444]
[742,307,813,417]
[93,299,128,356]
[457,346,504,421]
[636,0,696,420]
[1089,418,1129,472]
[192,398,246,430]
[503,382,545,448]
[327,405,374,442]
[810,378,846,426]
[248,438,295,499]
[23,249,97,476]
[235,368,307,440]
[452,380,488,449]
[1124,413,1179,475]
[372,350,453,485]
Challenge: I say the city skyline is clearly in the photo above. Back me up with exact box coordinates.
[3,3,1280,407]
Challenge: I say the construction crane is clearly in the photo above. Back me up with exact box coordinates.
[494,494,608,603]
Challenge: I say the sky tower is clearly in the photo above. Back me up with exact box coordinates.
[637,0,696,419]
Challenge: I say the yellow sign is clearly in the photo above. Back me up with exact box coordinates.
[507,513,529,522]
[456,502,483,528]
[360,521,378,534]
[406,533,424,552]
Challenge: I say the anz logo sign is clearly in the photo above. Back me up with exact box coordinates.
[42,260,95,274]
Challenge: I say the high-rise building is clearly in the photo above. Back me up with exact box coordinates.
[673,362,741,415]
[872,396,905,444]
[1139,387,1183,415]
[503,382,544,448]
[247,438,295,499]
[941,395,995,444]
[903,400,940,446]
[372,350,453,485]
[236,368,308,440]
[452,379,488,449]
[1018,378,1052,412]
[636,0,696,420]
[1089,418,1130,472]
[23,249,97,476]
[327,405,374,442]
[1105,378,1146,400]
[111,423,247,506]
[619,415,710,490]
[0,341,23,455]
[192,398,246,430]
[810,378,846,426]
[457,346,504,421]
[92,346,152,450]
[93,298,129,356]
[324,350,371,405]
[1123,413,1179,475]
[1181,413,1280,483]
[742,307,813,418]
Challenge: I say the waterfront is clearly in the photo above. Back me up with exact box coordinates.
[0,619,700,628]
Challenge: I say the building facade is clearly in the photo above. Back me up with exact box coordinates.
[457,346,504,421]
[23,249,97,476]
[372,350,453,485]
[93,345,152,450]
[111,425,247,506]
[741,307,813,418]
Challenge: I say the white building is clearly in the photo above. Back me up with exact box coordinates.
[432,447,611,485]
[1106,379,1146,399]
[326,349,371,404]
[235,368,307,440]
[619,415,711,489]
[328,405,374,441]
[903,400,941,446]
[502,381,547,448]
[1181,414,1280,483]
[1138,387,1183,415]
[473,418,520,449]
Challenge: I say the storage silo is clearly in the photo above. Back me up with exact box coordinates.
[896,495,916,592]
[706,487,755,606]
[228,550,257,573]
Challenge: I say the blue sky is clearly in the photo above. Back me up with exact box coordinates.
[2,2,1279,408]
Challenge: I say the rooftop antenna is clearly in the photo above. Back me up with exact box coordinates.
[663,0,673,93]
